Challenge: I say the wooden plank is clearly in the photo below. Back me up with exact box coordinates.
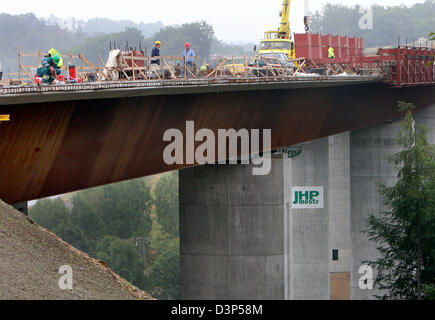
[330,272,351,300]
[78,53,110,81]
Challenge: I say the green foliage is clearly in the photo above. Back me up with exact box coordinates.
[365,101,435,300]
[423,284,435,299]
[95,236,146,289]
[75,27,145,68]
[29,175,181,297]
[29,178,153,289]
[145,21,215,63]
[154,172,179,238]
[146,238,180,300]
[210,40,255,57]
[0,13,82,73]
[310,1,435,47]
[98,179,153,239]
[70,190,106,252]
[30,198,70,231]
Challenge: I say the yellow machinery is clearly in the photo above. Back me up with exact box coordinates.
[258,0,295,60]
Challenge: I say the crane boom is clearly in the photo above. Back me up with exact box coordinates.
[278,0,291,39]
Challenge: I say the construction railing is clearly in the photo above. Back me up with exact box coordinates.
[10,48,105,84]
[5,46,433,88]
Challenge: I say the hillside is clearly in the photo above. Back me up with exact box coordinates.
[0,200,154,300]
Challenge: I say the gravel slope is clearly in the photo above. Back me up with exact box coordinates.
[0,200,154,300]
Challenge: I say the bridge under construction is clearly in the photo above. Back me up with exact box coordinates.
[0,31,434,300]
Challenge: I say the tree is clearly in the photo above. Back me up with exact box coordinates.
[366,101,435,300]
[70,190,106,253]
[0,13,82,74]
[75,27,145,66]
[146,238,180,300]
[146,21,215,63]
[310,1,435,47]
[95,236,146,289]
[29,198,70,231]
[98,179,153,240]
[154,172,179,238]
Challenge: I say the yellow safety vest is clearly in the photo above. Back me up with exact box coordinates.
[328,47,335,58]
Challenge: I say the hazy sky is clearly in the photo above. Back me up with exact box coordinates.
[0,0,427,42]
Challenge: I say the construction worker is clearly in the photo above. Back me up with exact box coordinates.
[199,63,208,76]
[328,46,336,59]
[151,41,161,65]
[182,43,196,77]
[36,54,61,83]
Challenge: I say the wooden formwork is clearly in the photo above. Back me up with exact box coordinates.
[10,48,320,84]
[12,48,105,84]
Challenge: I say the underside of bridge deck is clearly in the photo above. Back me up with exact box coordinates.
[0,82,433,203]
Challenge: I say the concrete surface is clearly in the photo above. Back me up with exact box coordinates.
[0,77,383,106]
[328,132,351,275]
[180,138,330,300]
[286,138,330,300]
[349,120,402,300]
[179,103,435,300]
[179,160,287,300]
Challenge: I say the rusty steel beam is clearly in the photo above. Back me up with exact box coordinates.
[0,82,434,203]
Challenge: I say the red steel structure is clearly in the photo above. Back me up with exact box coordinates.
[377,46,435,87]
[295,33,364,60]
[295,33,435,87]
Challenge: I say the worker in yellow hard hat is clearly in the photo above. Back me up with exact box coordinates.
[151,41,161,65]
[328,46,336,59]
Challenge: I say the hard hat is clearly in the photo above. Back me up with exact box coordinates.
[155,41,161,45]
[48,48,58,56]
[52,54,61,65]
[185,42,190,48]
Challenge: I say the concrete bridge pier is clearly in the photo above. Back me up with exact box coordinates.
[415,104,435,144]
[179,104,435,300]
[179,137,330,300]
[349,104,435,300]
[349,120,402,300]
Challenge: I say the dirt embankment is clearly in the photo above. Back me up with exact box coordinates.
[0,200,154,300]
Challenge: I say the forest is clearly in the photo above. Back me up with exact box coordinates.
[29,172,179,299]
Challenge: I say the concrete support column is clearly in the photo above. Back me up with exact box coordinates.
[328,132,351,300]
[415,104,435,144]
[179,137,330,300]
[350,121,402,300]
[286,138,330,300]
[179,159,287,300]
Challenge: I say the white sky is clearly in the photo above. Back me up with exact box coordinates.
[0,0,427,43]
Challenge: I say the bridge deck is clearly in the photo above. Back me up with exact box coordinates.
[0,76,383,105]
[0,78,433,204]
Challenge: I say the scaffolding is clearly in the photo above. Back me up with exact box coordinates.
[10,47,104,84]
[2,44,434,88]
